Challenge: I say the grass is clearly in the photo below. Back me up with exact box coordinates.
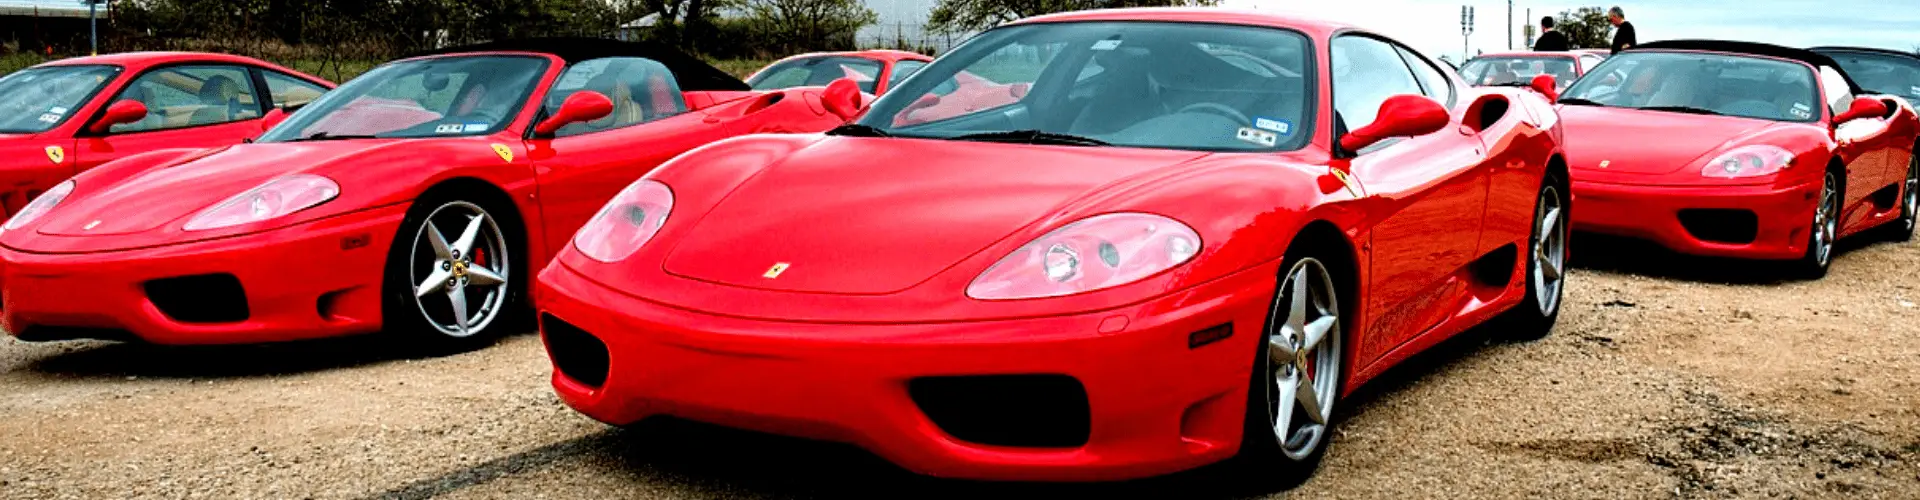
[1,53,772,82]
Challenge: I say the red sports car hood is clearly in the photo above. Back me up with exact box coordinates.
[37,141,392,236]
[662,138,1210,295]
[1559,105,1779,176]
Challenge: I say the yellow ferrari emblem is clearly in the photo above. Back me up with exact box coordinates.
[763,262,791,279]
[44,146,63,164]
[491,144,513,163]
[1330,168,1360,197]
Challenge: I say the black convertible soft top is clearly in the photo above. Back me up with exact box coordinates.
[1629,39,1863,94]
[409,37,749,92]
[1809,46,1920,62]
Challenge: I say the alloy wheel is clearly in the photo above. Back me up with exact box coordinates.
[1532,185,1567,316]
[1904,156,1917,231]
[1812,172,1839,267]
[408,201,510,338]
[1264,257,1342,461]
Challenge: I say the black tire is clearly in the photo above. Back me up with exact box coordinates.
[1792,168,1842,280]
[1493,169,1569,341]
[1887,153,1918,243]
[380,188,528,351]
[1228,241,1347,491]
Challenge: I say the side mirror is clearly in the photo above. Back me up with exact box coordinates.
[1529,74,1560,101]
[89,99,148,134]
[822,77,865,121]
[1339,95,1450,153]
[260,107,290,132]
[1832,96,1888,126]
[533,90,614,136]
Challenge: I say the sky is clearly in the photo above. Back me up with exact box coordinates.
[1216,0,1920,61]
[859,0,1920,59]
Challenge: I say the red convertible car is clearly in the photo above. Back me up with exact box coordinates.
[537,9,1568,485]
[747,49,933,95]
[1558,40,1920,277]
[0,38,858,346]
[0,52,333,222]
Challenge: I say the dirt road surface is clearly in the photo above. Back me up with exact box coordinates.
[3,235,1917,499]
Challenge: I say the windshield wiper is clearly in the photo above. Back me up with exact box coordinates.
[285,131,381,142]
[1637,105,1724,116]
[1557,97,1604,106]
[827,123,890,137]
[948,129,1111,147]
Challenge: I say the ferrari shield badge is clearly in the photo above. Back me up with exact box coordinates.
[1330,168,1360,197]
[44,145,63,164]
[1598,160,1611,169]
[490,144,513,163]
[763,262,791,279]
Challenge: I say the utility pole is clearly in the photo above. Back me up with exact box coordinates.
[1461,5,1475,62]
[1507,0,1513,50]
[87,0,103,55]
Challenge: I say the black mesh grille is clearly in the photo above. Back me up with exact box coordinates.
[1678,209,1760,244]
[541,314,610,388]
[909,375,1091,448]
[143,274,249,324]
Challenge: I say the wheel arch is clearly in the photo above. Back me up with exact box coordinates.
[1282,219,1364,389]
[411,177,534,262]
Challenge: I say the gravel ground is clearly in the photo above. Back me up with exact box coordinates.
[3,234,1917,500]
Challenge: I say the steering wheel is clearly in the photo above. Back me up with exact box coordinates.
[1176,102,1251,125]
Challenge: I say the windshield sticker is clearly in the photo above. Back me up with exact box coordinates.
[1790,103,1812,120]
[37,113,60,123]
[1237,127,1278,147]
[1910,85,1920,96]
[1091,39,1123,51]
[463,123,488,133]
[1254,117,1292,135]
[48,107,68,115]
[434,123,464,134]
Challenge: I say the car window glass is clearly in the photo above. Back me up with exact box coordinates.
[256,55,547,141]
[1819,66,1853,114]
[1395,44,1454,106]
[543,57,687,138]
[1331,35,1423,131]
[1561,52,1820,123]
[0,65,119,133]
[263,70,327,109]
[111,65,261,133]
[747,56,883,93]
[887,60,928,89]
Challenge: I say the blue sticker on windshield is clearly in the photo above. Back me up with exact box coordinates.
[1254,117,1292,135]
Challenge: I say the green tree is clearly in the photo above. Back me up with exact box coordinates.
[1553,6,1611,50]
[745,0,877,53]
[927,0,1219,34]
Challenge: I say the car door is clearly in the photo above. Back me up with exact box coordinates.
[74,64,267,174]
[1334,35,1491,362]
[528,57,740,255]
[1822,66,1898,232]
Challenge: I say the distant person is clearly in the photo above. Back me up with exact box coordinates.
[1608,6,1637,54]
[1534,17,1569,51]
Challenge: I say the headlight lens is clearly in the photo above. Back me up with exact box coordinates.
[967,213,1201,300]
[2,180,74,232]
[573,179,673,263]
[183,174,339,231]
[1700,145,1794,179]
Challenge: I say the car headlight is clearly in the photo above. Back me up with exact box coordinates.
[573,179,673,263]
[2,180,75,233]
[967,213,1201,300]
[183,174,340,231]
[1700,145,1794,179]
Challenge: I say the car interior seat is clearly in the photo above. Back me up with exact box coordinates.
[190,75,242,124]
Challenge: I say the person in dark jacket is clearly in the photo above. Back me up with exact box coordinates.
[1534,17,1569,51]
[1609,6,1637,54]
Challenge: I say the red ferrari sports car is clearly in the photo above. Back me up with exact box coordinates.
[747,49,933,95]
[537,8,1569,484]
[0,38,858,346]
[1458,50,1603,91]
[1557,40,1920,277]
[0,52,333,221]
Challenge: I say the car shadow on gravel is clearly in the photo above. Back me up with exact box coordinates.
[15,330,529,379]
[1569,232,1882,284]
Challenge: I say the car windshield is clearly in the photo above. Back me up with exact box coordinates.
[258,55,548,142]
[0,65,121,133]
[748,56,881,93]
[852,21,1314,152]
[1459,56,1578,87]
[1821,50,1920,105]
[1561,51,1821,122]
